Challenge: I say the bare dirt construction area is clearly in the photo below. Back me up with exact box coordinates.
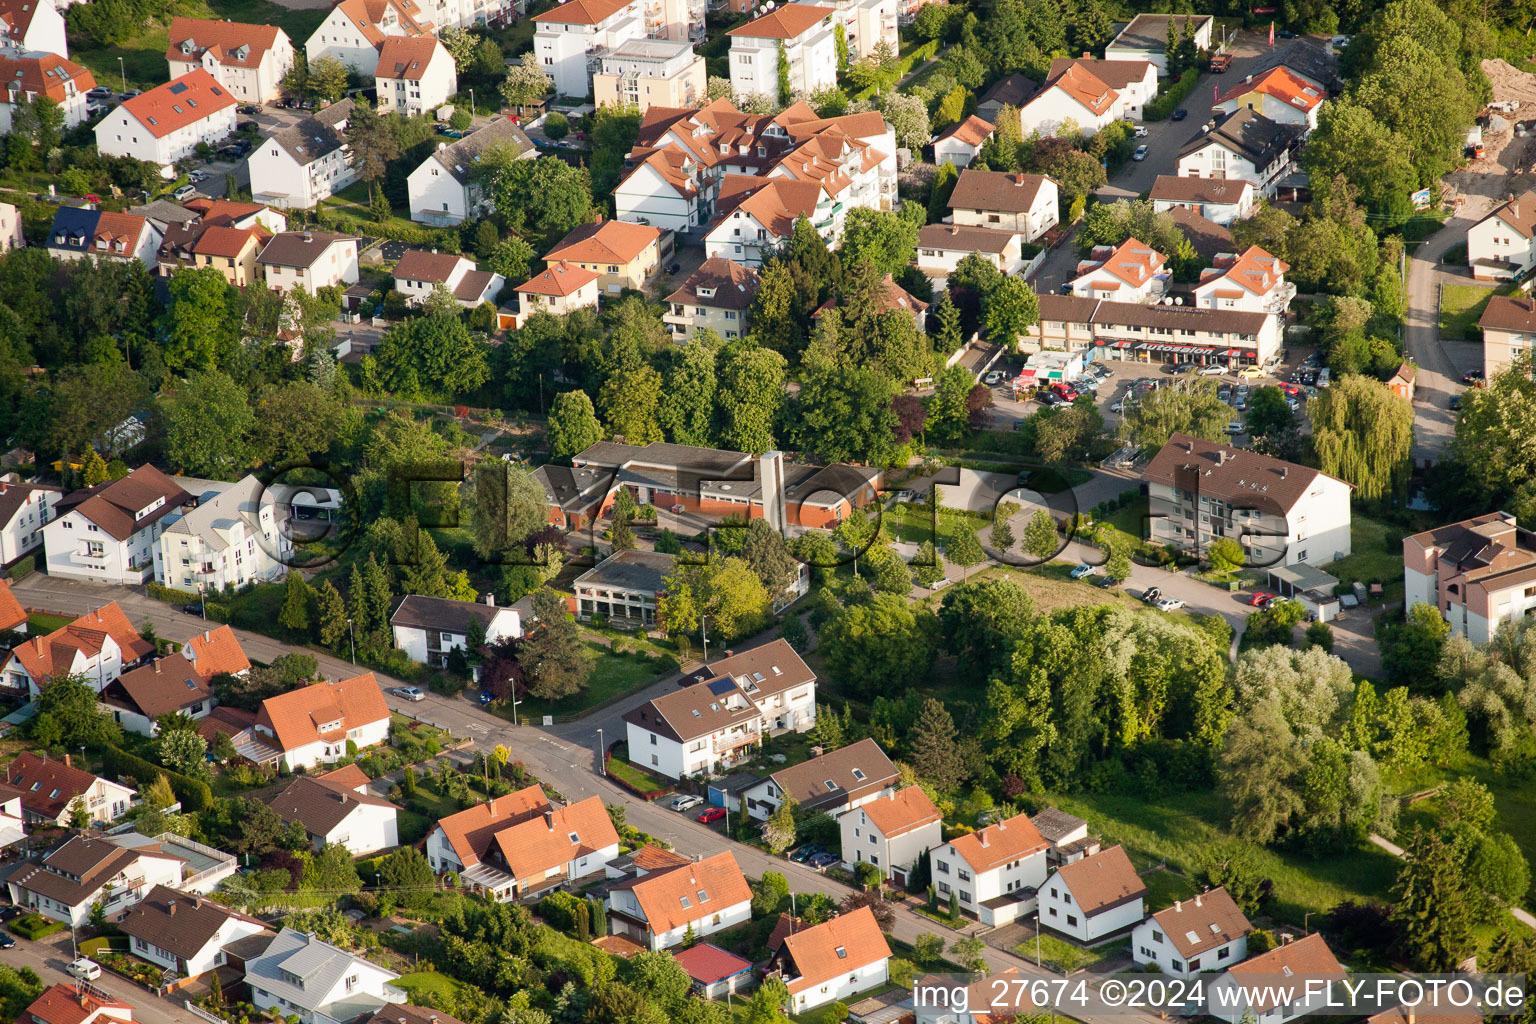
[1446,60,1536,197]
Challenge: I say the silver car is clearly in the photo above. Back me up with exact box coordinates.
[393,686,425,702]
[669,794,703,812]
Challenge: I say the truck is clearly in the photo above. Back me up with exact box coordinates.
[1467,125,1485,159]
[1209,53,1232,72]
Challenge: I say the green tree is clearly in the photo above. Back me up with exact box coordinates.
[378,847,436,910]
[793,362,898,465]
[343,101,400,206]
[1246,386,1293,439]
[763,798,797,853]
[402,531,452,597]
[549,390,604,456]
[279,571,312,634]
[1311,375,1413,501]
[910,697,965,791]
[1306,620,1334,653]
[500,61,552,108]
[1208,537,1245,574]
[1379,602,1451,689]
[715,345,787,454]
[658,335,719,445]
[306,56,349,101]
[155,728,209,777]
[990,516,1015,553]
[838,208,919,276]
[161,266,234,370]
[373,311,489,398]
[522,588,593,700]
[946,523,985,574]
[913,540,944,587]
[777,41,792,106]
[492,157,595,249]
[161,369,254,477]
[927,364,980,443]
[820,594,936,698]
[1390,827,1478,970]
[488,236,536,283]
[981,276,1038,345]
[950,935,988,972]
[752,870,789,915]
[599,362,664,443]
[1021,509,1058,563]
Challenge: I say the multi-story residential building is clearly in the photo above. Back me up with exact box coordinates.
[102,651,216,735]
[594,38,705,110]
[252,672,392,770]
[1206,934,1345,1024]
[798,0,896,61]
[0,0,68,57]
[121,886,271,981]
[246,928,407,1024]
[0,201,20,250]
[704,175,822,266]
[7,834,185,926]
[257,231,360,293]
[626,639,818,778]
[42,465,192,585]
[741,738,897,820]
[929,811,1050,926]
[375,36,456,117]
[532,0,647,100]
[768,906,891,1013]
[391,249,505,307]
[1176,108,1304,199]
[304,0,432,79]
[390,593,523,668]
[1467,191,1536,282]
[664,257,760,339]
[512,261,601,327]
[932,115,994,168]
[839,786,942,885]
[416,0,519,34]
[271,768,400,855]
[165,18,294,103]
[1241,39,1344,98]
[153,474,292,591]
[1020,58,1156,137]
[425,783,551,895]
[727,5,838,103]
[0,52,92,132]
[1070,238,1168,302]
[1149,175,1255,227]
[1131,886,1252,978]
[1029,294,1281,367]
[249,100,357,209]
[916,223,1026,289]
[1402,511,1536,643]
[1105,13,1212,75]
[1215,66,1324,132]
[606,849,752,949]
[1,751,137,825]
[1193,245,1294,314]
[0,478,60,565]
[1479,294,1536,378]
[1,601,153,695]
[182,224,270,285]
[1142,433,1353,568]
[1037,845,1146,943]
[408,116,534,224]
[947,169,1059,241]
[545,217,661,294]
[45,208,162,269]
[95,70,238,177]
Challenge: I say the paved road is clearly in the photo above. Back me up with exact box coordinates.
[8,929,205,1024]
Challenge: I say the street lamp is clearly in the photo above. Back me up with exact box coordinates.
[197,581,206,620]
[700,612,709,663]
[597,727,606,776]
[118,57,126,94]
[469,88,475,118]
[347,616,356,665]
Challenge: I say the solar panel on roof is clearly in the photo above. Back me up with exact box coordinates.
[169,81,188,93]
[707,678,734,695]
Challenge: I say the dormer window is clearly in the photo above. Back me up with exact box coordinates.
[568,831,579,843]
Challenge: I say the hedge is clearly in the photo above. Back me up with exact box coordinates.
[7,554,35,580]
[102,746,213,813]
[11,913,64,940]
[1145,69,1199,121]
[147,582,198,605]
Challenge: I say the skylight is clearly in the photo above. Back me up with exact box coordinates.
[851,769,866,782]
[835,946,847,959]
[679,896,691,908]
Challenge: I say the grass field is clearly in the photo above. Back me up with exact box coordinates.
[396,971,480,1001]
[1439,283,1506,339]
[1014,934,1130,973]
[605,756,667,795]
[513,639,677,722]
[28,613,72,633]
[1323,516,1405,606]
[1141,866,1199,909]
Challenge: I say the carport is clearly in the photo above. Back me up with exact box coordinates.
[1267,564,1342,622]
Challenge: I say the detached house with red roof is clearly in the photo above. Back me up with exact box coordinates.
[932,115,994,169]
[1038,844,1146,942]
[476,795,620,898]
[767,905,891,1013]
[2,752,137,826]
[606,849,752,949]
[704,175,823,267]
[425,783,551,895]
[1467,190,1536,282]
[165,17,295,103]
[253,672,392,770]
[0,0,68,58]
[0,52,93,131]
[1070,237,1168,303]
[0,578,26,634]
[839,786,942,885]
[95,69,238,177]
[1194,246,1293,315]
[375,36,456,118]
[510,261,600,328]
[23,985,134,1024]
[1,601,154,696]
[728,5,838,103]
[545,217,662,294]
[533,0,648,100]
[42,464,193,585]
[930,811,1051,926]
[1207,933,1345,1024]
[1021,58,1156,137]
[946,168,1059,242]
[1214,66,1324,132]
[304,0,432,82]
[1132,885,1252,978]
[45,208,162,270]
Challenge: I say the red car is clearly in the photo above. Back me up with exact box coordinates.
[1279,383,1301,396]
[697,807,726,824]
[1248,592,1276,607]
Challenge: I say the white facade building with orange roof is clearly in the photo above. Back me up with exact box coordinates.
[606,849,753,949]
[1070,237,1168,302]
[1,601,153,697]
[728,5,838,103]
[1207,933,1345,1024]
[1214,66,1324,132]
[480,795,620,898]
[152,474,292,592]
[375,35,456,117]
[0,478,61,567]
[544,217,661,293]
[0,0,68,57]
[1193,245,1293,315]
[615,146,706,231]
[42,465,193,586]
[44,208,163,269]
[840,785,942,884]
[1467,190,1536,282]
[425,783,552,895]
[1131,885,1252,978]
[930,811,1051,926]
[0,52,93,131]
[304,0,432,80]
[533,0,648,100]
[704,175,822,266]
[1038,844,1146,942]
[512,260,600,327]
[932,115,993,168]
[24,985,134,1024]
[253,672,391,770]
[165,17,294,103]
[769,905,891,1013]
[94,70,238,177]
[1020,60,1121,138]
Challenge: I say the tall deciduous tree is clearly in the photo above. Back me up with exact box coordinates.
[714,344,786,454]
[1311,375,1413,501]
[162,369,254,478]
[548,390,604,457]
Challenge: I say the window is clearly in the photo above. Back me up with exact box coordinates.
[1048,906,1058,917]
[1152,930,1163,943]
[1218,947,1231,960]
[959,891,971,903]
[1066,914,1078,927]
[936,860,949,874]
[938,881,951,895]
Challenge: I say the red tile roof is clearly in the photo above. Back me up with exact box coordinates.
[1198,244,1288,296]
[1147,886,1252,959]
[1041,61,1117,116]
[858,786,941,839]
[0,578,24,632]
[185,624,250,679]
[1220,66,1323,112]
[6,601,152,686]
[120,69,236,140]
[432,784,551,867]
[376,35,441,80]
[191,224,266,259]
[53,464,191,541]
[166,17,285,70]
[533,0,632,24]
[185,197,275,227]
[545,219,661,265]
[110,652,212,719]
[673,942,754,985]
[937,115,994,149]
[3,752,112,820]
[491,795,619,883]
[727,4,835,38]
[1052,845,1145,915]
[948,812,1049,874]
[24,985,133,1024]
[255,673,389,754]
[317,763,372,792]
[517,261,600,297]
[1076,237,1165,289]
[0,53,95,104]
[1224,933,1344,1011]
[714,175,822,239]
[778,905,891,996]
[629,850,751,934]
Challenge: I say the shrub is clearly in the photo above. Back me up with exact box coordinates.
[148,582,198,604]
[11,913,64,939]
[537,890,589,933]
[101,746,213,812]
[8,554,36,580]
[1146,69,1199,121]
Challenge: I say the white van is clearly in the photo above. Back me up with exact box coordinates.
[1317,368,1331,387]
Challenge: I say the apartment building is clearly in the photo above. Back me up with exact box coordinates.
[1029,294,1281,367]
[664,257,760,340]
[1070,238,1168,302]
[408,116,535,225]
[800,0,896,61]
[727,5,838,103]
[1403,511,1536,643]
[42,465,192,585]
[0,52,93,132]
[165,18,294,102]
[1468,191,1536,282]
[929,811,1050,926]
[1193,245,1294,314]
[1177,107,1304,199]
[1131,886,1252,978]
[533,0,647,99]
[1149,175,1256,227]
[375,36,457,117]
[946,168,1059,241]
[1142,433,1352,568]
[593,38,705,111]
[152,474,292,592]
[257,231,360,293]
[249,100,357,210]
[95,70,238,176]
[304,0,432,79]
[1214,66,1324,132]
[0,478,60,565]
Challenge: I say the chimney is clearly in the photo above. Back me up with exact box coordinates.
[168,900,177,916]
[545,810,554,830]
[1280,467,1287,478]
[63,753,71,768]
[483,592,495,606]
[595,213,603,223]
[1014,173,1025,186]
[154,661,162,674]
[204,630,211,643]
[1175,899,1181,912]
[978,829,989,848]
[1194,893,1202,907]
[724,649,734,658]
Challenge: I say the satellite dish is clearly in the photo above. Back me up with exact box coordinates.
[1174,297,1184,305]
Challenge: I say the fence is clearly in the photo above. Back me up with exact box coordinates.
[185,1000,233,1024]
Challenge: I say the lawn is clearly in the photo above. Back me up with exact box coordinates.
[1013,933,1129,973]
[1140,866,1199,910]
[396,971,479,1002]
[604,756,668,795]
[1438,282,1509,339]
[511,639,678,723]
[1323,515,1405,605]
[1042,790,1402,926]
[933,565,1149,617]
[1101,493,1149,548]
[882,502,975,547]
[28,613,72,633]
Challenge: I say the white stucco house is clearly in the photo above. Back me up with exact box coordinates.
[946,168,1059,241]
[840,785,942,886]
[304,0,431,80]
[1467,190,1536,282]
[120,885,271,980]
[1038,845,1146,943]
[2,600,153,697]
[1176,108,1304,199]
[424,784,551,897]
[257,231,360,293]
[253,672,392,771]
[930,812,1050,926]
[1206,934,1345,1024]
[42,465,192,585]
[94,70,238,177]
[1214,66,1324,132]
[374,35,457,117]
[0,478,60,565]
[1020,58,1156,138]
[533,0,648,100]
[270,767,401,856]
[6,834,185,927]
[0,0,69,58]
[0,52,93,132]
[165,18,294,103]
[727,5,838,102]
[407,116,534,225]
[1,752,138,826]
[769,905,891,1013]
[1403,512,1536,644]
[932,115,993,168]
[246,928,406,1024]
[1149,175,1256,227]
[1131,886,1252,978]
[606,850,753,950]
[511,261,600,327]
[153,474,292,592]
[1193,245,1293,315]
[44,208,163,270]
[390,593,522,668]
[1070,238,1168,302]
[248,100,357,210]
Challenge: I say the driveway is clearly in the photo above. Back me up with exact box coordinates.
[7,929,207,1024]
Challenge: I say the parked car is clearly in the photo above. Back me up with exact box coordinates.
[696,806,726,824]
[1134,125,1149,137]
[1277,28,1297,38]
[1095,575,1122,589]
[1155,597,1186,612]
[1237,366,1265,380]
[1070,563,1097,579]
[478,690,494,705]
[88,86,113,99]
[929,577,952,591]
[1450,394,1463,410]
[1133,145,1149,161]
[1038,390,1065,406]
[1141,587,1161,604]
[669,503,685,513]
[1171,108,1188,121]
[120,90,142,100]
[666,262,681,274]
[1217,385,1233,402]
[1248,592,1276,607]
[1198,364,1226,376]
[240,104,260,115]
[0,933,13,949]
[984,370,1003,385]
[790,845,825,863]
[0,906,21,921]
[1090,363,1111,378]
[392,686,425,702]
[1462,369,1485,384]
[173,184,196,201]
[809,852,840,869]
[68,959,101,982]
[1225,420,1244,434]
[188,170,206,183]
[669,794,703,812]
